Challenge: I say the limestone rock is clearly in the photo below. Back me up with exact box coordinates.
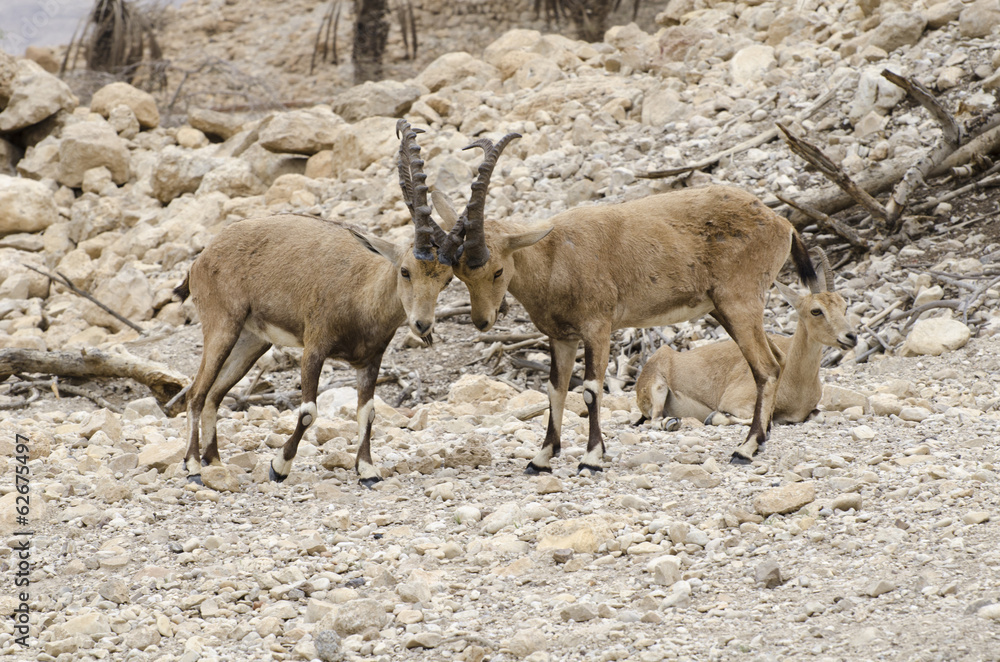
[821,385,870,413]
[17,135,61,180]
[331,80,423,122]
[444,435,493,469]
[329,598,387,636]
[864,12,927,53]
[448,373,518,406]
[0,59,78,132]
[507,628,546,658]
[201,465,240,492]
[0,175,59,235]
[138,440,185,472]
[152,145,220,203]
[537,515,614,553]
[90,82,160,129]
[647,555,681,586]
[196,157,267,197]
[899,317,971,356]
[415,51,499,92]
[323,116,398,177]
[483,29,543,68]
[86,264,153,328]
[754,481,816,516]
[482,503,523,534]
[755,559,785,588]
[730,45,775,86]
[188,107,245,140]
[925,1,964,29]
[258,106,346,155]
[959,0,1000,38]
[58,120,130,188]
[641,87,691,127]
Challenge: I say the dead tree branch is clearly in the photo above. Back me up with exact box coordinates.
[775,192,867,249]
[0,348,188,404]
[777,123,889,231]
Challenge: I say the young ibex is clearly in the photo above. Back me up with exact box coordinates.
[635,250,857,430]
[178,121,500,487]
[433,173,819,469]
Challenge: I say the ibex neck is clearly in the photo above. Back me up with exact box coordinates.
[780,325,823,387]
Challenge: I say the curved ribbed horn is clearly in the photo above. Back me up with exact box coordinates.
[812,247,834,292]
[454,132,521,269]
[397,120,446,262]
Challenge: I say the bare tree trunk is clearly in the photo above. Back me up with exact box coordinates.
[569,0,617,42]
[353,0,389,84]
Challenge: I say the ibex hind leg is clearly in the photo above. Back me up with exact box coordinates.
[709,308,780,465]
[577,338,610,475]
[526,339,576,474]
[201,331,270,468]
[184,322,244,484]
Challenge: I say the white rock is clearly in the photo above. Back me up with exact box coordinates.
[899,317,971,356]
[0,59,78,132]
[0,175,59,234]
[90,81,160,129]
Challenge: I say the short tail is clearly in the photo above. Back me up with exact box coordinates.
[173,272,190,301]
[789,231,819,293]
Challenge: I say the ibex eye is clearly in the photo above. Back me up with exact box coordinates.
[811,309,823,317]
[401,268,411,280]
[493,268,503,280]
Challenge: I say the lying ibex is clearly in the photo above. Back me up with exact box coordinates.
[636,250,857,430]
[177,121,498,487]
[433,173,819,468]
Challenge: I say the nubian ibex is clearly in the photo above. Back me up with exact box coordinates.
[177,121,505,487]
[636,249,857,430]
[433,174,820,469]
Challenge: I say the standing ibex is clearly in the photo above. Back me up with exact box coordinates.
[636,249,857,430]
[433,164,819,469]
[177,121,500,487]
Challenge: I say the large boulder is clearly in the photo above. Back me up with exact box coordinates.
[258,106,346,155]
[959,0,1000,38]
[85,264,153,329]
[331,80,423,122]
[0,59,78,132]
[0,175,59,235]
[16,135,61,180]
[90,82,160,129]
[58,120,130,188]
[864,12,927,53]
[151,145,220,203]
[196,157,267,197]
[323,116,398,177]
[899,317,971,357]
[414,52,499,92]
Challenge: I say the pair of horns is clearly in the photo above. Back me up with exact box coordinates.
[396,119,520,268]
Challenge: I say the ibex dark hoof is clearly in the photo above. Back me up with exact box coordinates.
[729,452,754,465]
[577,463,604,474]
[268,463,287,483]
[359,476,383,489]
[186,474,204,486]
[524,461,552,475]
[662,417,681,432]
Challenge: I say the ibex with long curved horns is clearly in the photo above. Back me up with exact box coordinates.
[177,121,505,487]
[636,249,857,430]
[432,149,820,468]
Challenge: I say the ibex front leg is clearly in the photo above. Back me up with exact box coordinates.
[526,339,577,474]
[578,337,610,474]
[354,359,383,488]
[269,348,325,482]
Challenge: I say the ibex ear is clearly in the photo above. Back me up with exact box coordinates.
[349,228,406,265]
[774,281,801,308]
[431,190,460,231]
[504,222,553,252]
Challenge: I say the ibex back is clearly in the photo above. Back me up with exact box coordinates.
[435,181,819,469]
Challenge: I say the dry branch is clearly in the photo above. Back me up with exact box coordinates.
[777,123,889,230]
[775,192,867,249]
[0,348,188,403]
[881,70,962,230]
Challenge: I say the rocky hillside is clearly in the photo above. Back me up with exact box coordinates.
[2,0,1000,660]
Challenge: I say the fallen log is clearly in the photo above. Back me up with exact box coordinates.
[0,348,189,404]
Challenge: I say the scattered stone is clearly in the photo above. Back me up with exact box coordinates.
[754,482,816,516]
[755,559,785,588]
[866,579,896,597]
[90,81,160,129]
[899,318,971,356]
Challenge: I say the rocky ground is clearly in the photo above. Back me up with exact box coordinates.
[2,0,1000,660]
